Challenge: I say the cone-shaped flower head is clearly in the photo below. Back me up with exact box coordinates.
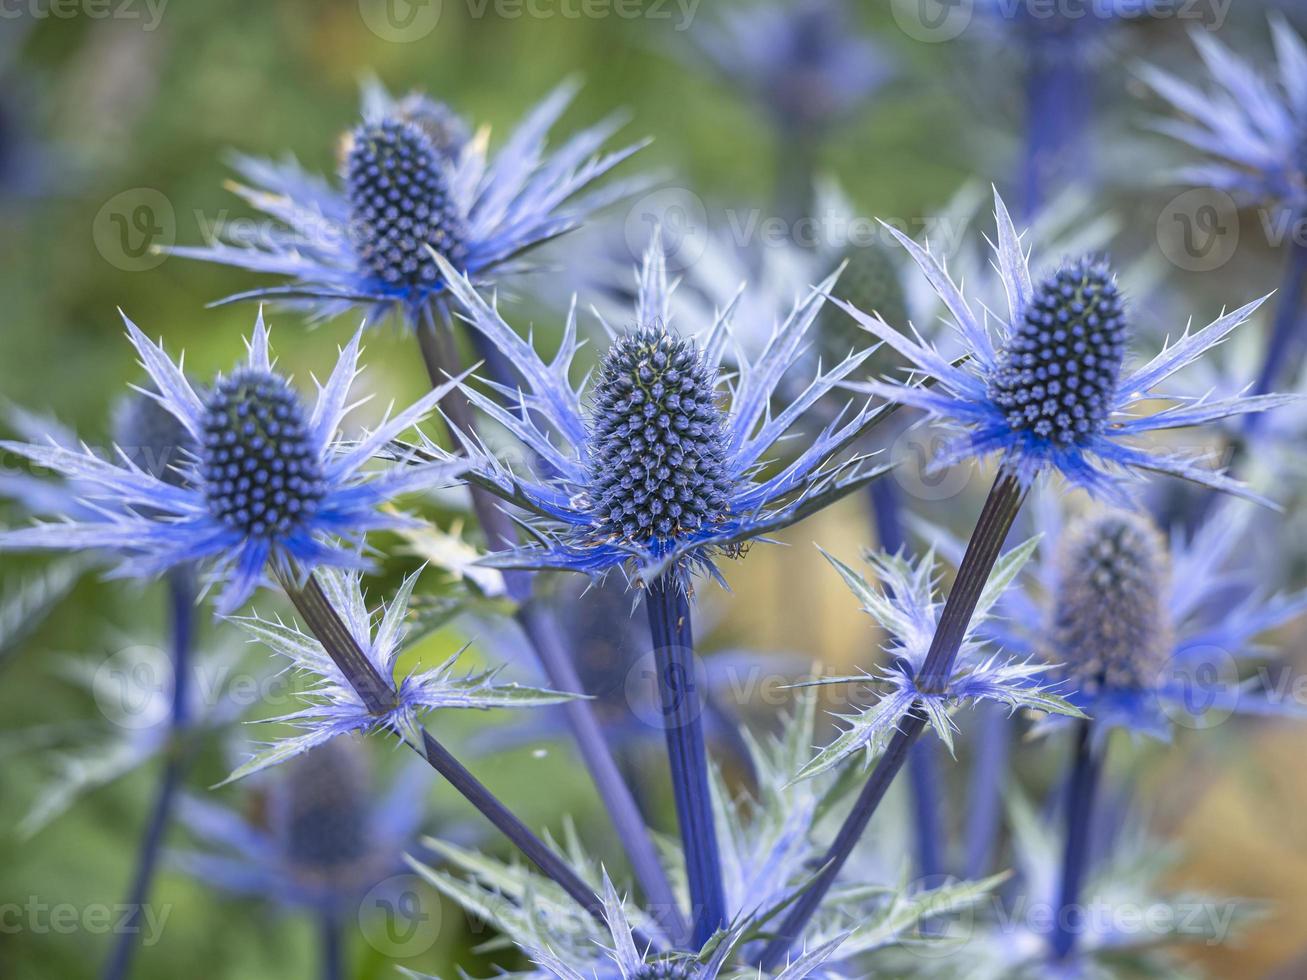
[1051,510,1172,692]
[0,313,462,613]
[988,256,1127,447]
[345,118,470,297]
[171,81,647,326]
[589,328,735,546]
[275,737,371,879]
[838,190,1290,505]
[987,495,1307,739]
[423,233,897,585]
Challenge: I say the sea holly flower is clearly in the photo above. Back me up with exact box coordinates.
[174,737,436,980]
[0,312,462,613]
[1141,17,1307,212]
[225,567,575,781]
[839,190,1290,504]
[991,500,1307,740]
[1141,17,1307,395]
[422,235,894,585]
[172,81,647,327]
[791,542,1083,782]
[688,0,892,138]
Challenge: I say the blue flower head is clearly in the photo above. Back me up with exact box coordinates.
[1143,17,1307,211]
[0,312,461,613]
[172,81,646,327]
[690,0,892,135]
[995,496,1307,739]
[424,234,894,585]
[176,737,428,914]
[840,190,1290,504]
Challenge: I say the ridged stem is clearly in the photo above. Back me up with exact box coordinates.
[276,568,638,945]
[645,574,727,947]
[962,703,1012,879]
[1051,719,1105,961]
[100,566,195,980]
[416,309,685,940]
[760,473,1027,969]
[869,479,944,880]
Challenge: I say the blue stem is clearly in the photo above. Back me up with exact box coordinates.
[868,479,944,879]
[646,574,727,947]
[101,566,195,980]
[319,912,344,980]
[962,703,1012,880]
[1251,235,1307,403]
[278,571,652,949]
[1021,39,1091,219]
[760,474,1027,970]
[417,310,686,941]
[1051,719,1105,962]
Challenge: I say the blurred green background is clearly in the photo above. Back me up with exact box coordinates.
[3,2,1307,978]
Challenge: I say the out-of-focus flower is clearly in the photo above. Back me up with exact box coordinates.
[992,498,1307,739]
[1142,17,1307,212]
[688,0,892,137]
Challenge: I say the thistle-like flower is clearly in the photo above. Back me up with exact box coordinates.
[992,497,1307,739]
[840,190,1288,504]
[688,0,892,136]
[0,312,461,613]
[175,737,428,914]
[424,235,893,584]
[1142,17,1307,211]
[172,81,646,326]
[226,568,575,780]
[792,543,1084,782]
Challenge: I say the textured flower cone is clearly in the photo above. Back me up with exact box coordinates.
[589,327,731,944]
[346,119,469,292]
[275,739,371,882]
